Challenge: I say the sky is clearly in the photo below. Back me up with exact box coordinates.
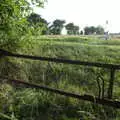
[34,0,120,33]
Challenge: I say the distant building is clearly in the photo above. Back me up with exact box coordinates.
[61,27,67,35]
[104,20,109,40]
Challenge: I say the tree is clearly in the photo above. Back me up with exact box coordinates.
[84,27,89,35]
[84,26,96,35]
[73,25,79,35]
[0,0,46,50]
[65,23,74,35]
[80,30,84,35]
[49,19,65,35]
[95,26,104,35]
[84,26,104,35]
[0,0,46,117]
[65,23,79,35]
[27,13,48,35]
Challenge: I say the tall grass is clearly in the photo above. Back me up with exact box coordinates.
[0,35,120,120]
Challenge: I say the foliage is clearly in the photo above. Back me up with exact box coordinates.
[0,1,119,118]
[65,23,79,35]
[0,0,46,51]
[27,13,48,35]
[49,19,66,35]
[84,26,104,35]
[95,26,105,35]
[80,30,84,35]
[0,35,118,120]
[84,26,96,35]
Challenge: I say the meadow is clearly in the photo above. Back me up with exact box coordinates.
[0,35,120,120]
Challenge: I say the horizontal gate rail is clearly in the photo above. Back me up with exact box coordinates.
[1,77,119,108]
[0,49,120,103]
[0,49,120,69]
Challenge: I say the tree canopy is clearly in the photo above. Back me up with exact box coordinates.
[84,26,104,35]
[0,0,46,50]
[65,23,79,35]
[49,19,65,35]
[27,13,48,35]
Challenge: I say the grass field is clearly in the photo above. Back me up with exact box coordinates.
[1,35,120,120]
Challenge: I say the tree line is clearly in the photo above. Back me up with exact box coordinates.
[27,13,105,35]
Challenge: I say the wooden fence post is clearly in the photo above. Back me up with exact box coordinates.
[107,68,115,99]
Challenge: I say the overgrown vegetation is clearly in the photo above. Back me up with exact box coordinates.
[0,35,120,120]
[0,0,120,119]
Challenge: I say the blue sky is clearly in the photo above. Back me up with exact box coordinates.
[34,0,120,33]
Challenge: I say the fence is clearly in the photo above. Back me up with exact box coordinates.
[0,49,120,108]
